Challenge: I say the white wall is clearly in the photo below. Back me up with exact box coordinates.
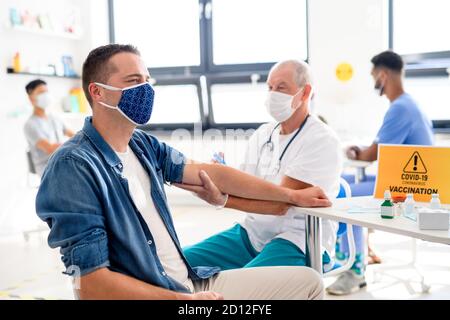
[309,0,390,145]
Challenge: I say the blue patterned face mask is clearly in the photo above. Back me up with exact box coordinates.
[95,82,155,125]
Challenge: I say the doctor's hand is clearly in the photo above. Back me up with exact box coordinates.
[173,170,228,208]
[289,186,332,208]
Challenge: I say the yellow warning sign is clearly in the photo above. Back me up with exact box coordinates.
[374,144,450,204]
[403,151,427,174]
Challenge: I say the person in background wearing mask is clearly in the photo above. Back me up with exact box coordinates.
[328,51,435,296]
[180,60,343,274]
[346,50,434,161]
[23,79,75,176]
[36,45,331,300]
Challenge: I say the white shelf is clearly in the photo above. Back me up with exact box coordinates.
[8,24,82,40]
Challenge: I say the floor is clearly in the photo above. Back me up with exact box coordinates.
[1,187,450,300]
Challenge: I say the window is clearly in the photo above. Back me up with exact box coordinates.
[392,0,450,55]
[390,0,450,128]
[405,77,450,123]
[112,0,201,69]
[210,83,271,124]
[110,0,309,129]
[150,84,202,124]
[211,0,308,66]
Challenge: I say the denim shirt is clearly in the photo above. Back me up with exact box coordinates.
[36,117,220,293]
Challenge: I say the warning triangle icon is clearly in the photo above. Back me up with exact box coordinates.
[403,151,427,174]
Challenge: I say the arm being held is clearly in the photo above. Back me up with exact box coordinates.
[179,163,331,208]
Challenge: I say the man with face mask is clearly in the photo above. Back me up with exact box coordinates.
[23,79,75,176]
[36,46,333,300]
[346,51,434,161]
[329,51,435,296]
[181,60,343,275]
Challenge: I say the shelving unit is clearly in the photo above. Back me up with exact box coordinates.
[8,24,82,40]
[6,69,80,80]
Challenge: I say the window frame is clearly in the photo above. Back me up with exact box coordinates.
[138,76,207,131]
[389,0,450,131]
[204,0,310,74]
[108,0,310,131]
[206,72,270,130]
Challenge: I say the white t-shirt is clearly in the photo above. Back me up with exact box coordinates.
[116,148,194,292]
[240,115,343,267]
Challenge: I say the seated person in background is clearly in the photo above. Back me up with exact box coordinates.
[346,50,434,161]
[36,45,331,300]
[23,79,75,176]
[180,60,343,273]
[328,51,435,296]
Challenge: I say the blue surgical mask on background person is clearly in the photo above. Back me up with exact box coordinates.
[265,89,304,123]
[95,82,155,125]
[35,92,52,110]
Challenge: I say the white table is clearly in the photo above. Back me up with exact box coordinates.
[344,160,373,184]
[295,196,450,275]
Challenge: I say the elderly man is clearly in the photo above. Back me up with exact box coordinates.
[180,60,343,272]
[36,45,331,300]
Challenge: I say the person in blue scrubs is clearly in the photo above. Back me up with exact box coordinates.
[347,50,434,161]
[328,51,434,295]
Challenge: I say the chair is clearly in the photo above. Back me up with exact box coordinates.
[323,178,356,277]
[23,150,47,242]
[26,150,38,187]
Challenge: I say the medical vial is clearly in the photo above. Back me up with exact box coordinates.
[430,194,441,210]
[381,190,394,219]
[404,194,415,216]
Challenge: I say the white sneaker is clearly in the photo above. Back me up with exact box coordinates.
[326,270,367,296]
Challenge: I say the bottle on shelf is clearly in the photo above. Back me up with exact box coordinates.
[13,52,22,73]
[430,194,441,210]
[381,190,395,219]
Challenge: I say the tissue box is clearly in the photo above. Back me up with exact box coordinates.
[417,208,449,231]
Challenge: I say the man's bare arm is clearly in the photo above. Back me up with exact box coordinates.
[347,143,378,162]
[36,139,61,155]
[78,268,222,300]
[181,162,330,208]
[225,176,313,215]
[64,128,75,138]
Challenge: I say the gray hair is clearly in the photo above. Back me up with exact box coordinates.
[269,60,313,88]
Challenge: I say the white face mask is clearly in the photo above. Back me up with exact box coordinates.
[265,90,303,123]
[35,92,51,110]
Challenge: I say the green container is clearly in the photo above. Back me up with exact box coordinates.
[381,190,394,219]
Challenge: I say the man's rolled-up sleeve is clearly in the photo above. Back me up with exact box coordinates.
[146,134,186,184]
[36,156,110,276]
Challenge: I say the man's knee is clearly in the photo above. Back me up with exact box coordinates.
[286,267,324,300]
[303,268,324,300]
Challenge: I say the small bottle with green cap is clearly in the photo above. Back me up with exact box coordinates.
[381,190,395,219]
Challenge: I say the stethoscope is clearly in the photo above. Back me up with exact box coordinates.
[256,115,310,178]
